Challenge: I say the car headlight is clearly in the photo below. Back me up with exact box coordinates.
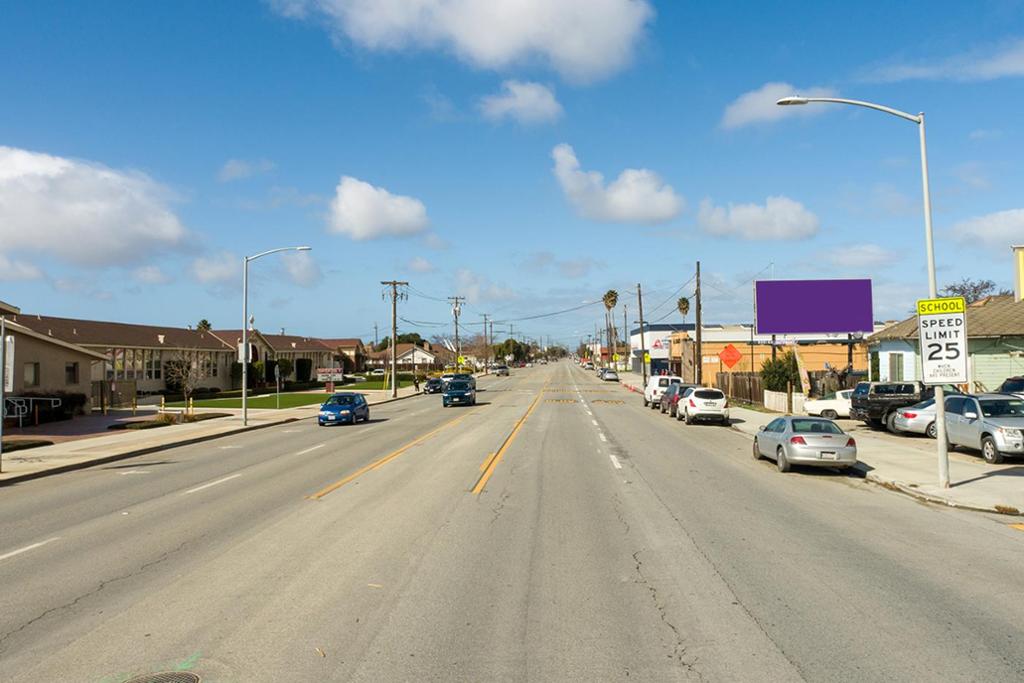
[999,427,1022,439]
[340,409,351,415]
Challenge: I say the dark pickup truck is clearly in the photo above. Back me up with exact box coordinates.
[850,381,959,431]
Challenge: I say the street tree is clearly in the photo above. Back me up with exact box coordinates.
[163,348,213,406]
[941,278,1011,304]
[677,297,690,317]
[196,319,212,332]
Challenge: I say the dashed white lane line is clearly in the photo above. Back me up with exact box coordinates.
[183,473,242,495]
[609,455,623,470]
[117,470,150,475]
[591,419,599,426]
[295,443,325,456]
[598,433,607,443]
[0,537,60,562]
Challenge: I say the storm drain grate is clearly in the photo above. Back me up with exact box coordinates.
[592,399,625,404]
[124,673,200,683]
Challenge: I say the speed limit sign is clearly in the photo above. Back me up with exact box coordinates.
[916,297,968,384]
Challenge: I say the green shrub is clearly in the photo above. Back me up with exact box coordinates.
[760,352,800,393]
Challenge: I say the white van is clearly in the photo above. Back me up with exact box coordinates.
[643,375,684,408]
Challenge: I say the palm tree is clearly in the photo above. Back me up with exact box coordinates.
[603,290,618,368]
[677,297,689,317]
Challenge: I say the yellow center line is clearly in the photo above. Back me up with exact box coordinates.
[1010,523,1024,532]
[307,409,477,500]
[471,378,550,495]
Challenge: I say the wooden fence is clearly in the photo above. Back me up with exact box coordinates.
[714,372,763,405]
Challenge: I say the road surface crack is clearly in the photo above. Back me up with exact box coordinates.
[632,549,704,680]
[0,536,199,654]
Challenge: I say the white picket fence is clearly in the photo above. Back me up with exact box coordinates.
[763,389,806,414]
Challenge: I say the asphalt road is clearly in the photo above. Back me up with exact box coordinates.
[1,363,1022,682]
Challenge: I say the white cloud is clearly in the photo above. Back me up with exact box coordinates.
[969,128,1002,141]
[551,143,683,224]
[523,250,600,279]
[422,233,449,250]
[132,265,172,285]
[328,176,429,240]
[455,268,516,305]
[282,250,323,287]
[697,196,819,240]
[824,244,899,269]
[953,161,991,190]
[0,253,43,282]
[720,82,837,129]
[951,209,1024,250]
[408,256,435,273]
[480,80,563,124]
[271,0,654,83]
[0,146,189,268]
[864,38,1024,82]
[218,158,275,182]
[191,251,240,284]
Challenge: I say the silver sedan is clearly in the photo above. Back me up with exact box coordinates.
[753,416,858,472]
[893,399,937,438]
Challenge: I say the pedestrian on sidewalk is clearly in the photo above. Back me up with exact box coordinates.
[413,375,420,393]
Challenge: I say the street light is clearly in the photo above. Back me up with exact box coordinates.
[776,94,950,487]
[242,246,312,426]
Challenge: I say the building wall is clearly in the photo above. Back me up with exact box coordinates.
[873,337,1024,390]
[90,346,234,392]
[7,330,96,410]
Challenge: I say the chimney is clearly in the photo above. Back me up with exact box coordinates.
[1014,245,1024,302]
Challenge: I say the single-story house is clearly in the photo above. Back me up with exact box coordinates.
[367,343,439,370]
[319,338,367,372]
[869,294,1024,391]
[211,330,333,383]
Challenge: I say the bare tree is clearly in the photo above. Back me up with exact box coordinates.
[941,278,1011,304]
[163,348,213,407]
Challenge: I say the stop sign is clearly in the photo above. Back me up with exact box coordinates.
[719,344,742,369]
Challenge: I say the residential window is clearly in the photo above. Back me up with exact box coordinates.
[135,350,144,380]
[888,353,904,381]
[24,362,40,387]
[65,362,79,385]
[113,348,124,380]
[146,350,162,380]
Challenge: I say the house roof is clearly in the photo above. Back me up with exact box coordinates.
[5,319,109,360]
[319,338,365,350]
[211,329,328,353]
[368,343,436,361]
[13,314,232,350]
[871,294,1024,341]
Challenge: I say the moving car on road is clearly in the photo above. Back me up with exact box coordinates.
[452,372,476,389]
[318,393,369,426]
[679,387,730,425]
[643,375,683,408]
[893,399,937,438]
[440,373,456,388]
[945,393,1024,464]
[493,365,510,376]
[804,389,853,419]
[423,377,444,394]
[753,416,857,472]
[442,380,477,407]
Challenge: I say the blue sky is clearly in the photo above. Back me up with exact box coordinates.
[2,1,1023,348]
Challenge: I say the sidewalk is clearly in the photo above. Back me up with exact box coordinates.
[0,387,422,485]
[617,371,1024,516]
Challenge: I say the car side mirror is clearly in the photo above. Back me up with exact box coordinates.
[759,425,767,432]
[964,411,978,420]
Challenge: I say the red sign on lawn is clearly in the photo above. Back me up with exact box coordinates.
[719,344,742,369]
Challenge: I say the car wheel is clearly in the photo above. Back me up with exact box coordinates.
[869,418,884,429]
[643,398,649,407]
[776,446,791,472]
[925,422,937,439]
[981,436,1004,464]
[670,405,677,417]
[660,403,666,414]
[685,411,693,425]
[885,413,899,433]
[822,409,838,420]
[752,439,762,460]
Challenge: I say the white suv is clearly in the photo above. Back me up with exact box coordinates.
[643,375,684,408]
[680,387,730,425]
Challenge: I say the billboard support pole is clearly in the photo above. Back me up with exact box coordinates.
[695,261,703,385]
[637,284,647,387]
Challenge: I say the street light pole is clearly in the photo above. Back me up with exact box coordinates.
[241,246,312,426]
[776,95,949,487]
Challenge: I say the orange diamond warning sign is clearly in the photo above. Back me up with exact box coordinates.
[719,344,742,369]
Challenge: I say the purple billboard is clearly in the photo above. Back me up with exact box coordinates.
[755,279,873,335]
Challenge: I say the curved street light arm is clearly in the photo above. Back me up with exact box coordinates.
[246,245,312,262]
[780,96,921,124]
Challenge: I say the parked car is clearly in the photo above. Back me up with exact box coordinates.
[945,393,1024,463]
[584,361,594,370]
[423,377,444,394]
[893,399,937,438]
[493,365,510,376]
[659,383,693,417]
[753,416,857,472]
[597,368,607,379]
[643,375,684,408]
[440,373,456,387]
[318,393,369,426]
[998,377,1024,399]
[370,368,386,376]
[603,370,619,382]
[442,380,476,407]
[804,389,853,419]
[850,381,958,432]
[680,387,730,425]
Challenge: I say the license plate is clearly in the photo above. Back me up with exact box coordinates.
[704,402,717,407]
[821,451,837,460]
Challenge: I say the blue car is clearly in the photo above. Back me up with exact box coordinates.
[318,393,369,425]
[442,380,476,407]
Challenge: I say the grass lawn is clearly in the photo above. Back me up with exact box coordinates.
[340,380,414,391]
[168,381,415,410]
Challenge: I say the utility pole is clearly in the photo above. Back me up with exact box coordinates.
[381,281,408,398]
[481,314,490,374]
[637,283,648,386]
[695,261,703,385]
[0,315,6,473]
[448,296,465,369]
[373,322,379,348]
[622,304,628,372]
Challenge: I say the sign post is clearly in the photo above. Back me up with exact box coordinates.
[917,296,967,488]
[0,317,9,472]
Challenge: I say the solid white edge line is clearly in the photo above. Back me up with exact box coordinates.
[0,537,60,562]
[183,473,242,495]
[609,455,622,469]
[295,443,326,456]
[599,433,607,442]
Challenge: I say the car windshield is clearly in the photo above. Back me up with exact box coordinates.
[907,399,935,410]
[791,419,843,434]
[694,390,723,400]
[324,395,355,406]
[448,381,470,391]
[1001,379,1024,392]
[980,399,1024,417]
